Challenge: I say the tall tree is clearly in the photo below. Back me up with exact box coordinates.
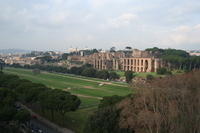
[125,71,134,83]
[0,59,5,72]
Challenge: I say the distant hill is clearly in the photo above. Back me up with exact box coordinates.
[0,49,31,54]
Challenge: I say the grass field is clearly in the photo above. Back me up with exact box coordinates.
[114,70,163,78]
[4,67,132,132]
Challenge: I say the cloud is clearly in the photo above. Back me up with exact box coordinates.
[161,24,200,47]
[0,0,200,50]
[33,4,50,11]
[104,13,138,29]
[49,12,69,25]
[89,0,112,8]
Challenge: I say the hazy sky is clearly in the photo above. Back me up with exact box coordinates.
[0,0,200,51]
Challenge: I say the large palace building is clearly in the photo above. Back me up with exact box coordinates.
[91,49,163,72]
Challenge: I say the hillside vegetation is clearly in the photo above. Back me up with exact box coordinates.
[85,70,200,133]
[3,67,132,133]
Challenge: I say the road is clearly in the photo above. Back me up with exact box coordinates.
[19,103,74,133]
[29,118,61,133]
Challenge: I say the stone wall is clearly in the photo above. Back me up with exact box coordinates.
[83,49,163,72]
[121,57,162,72]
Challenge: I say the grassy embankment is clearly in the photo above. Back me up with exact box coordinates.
[115,70,184,78]
[4,67,132,133]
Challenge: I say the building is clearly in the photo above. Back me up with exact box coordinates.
[90,49,163,72]
[121,57,162,72]
[92,51,125,70]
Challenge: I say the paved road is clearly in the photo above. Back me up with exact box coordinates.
[29,119,60,133]
[20,103,74,133]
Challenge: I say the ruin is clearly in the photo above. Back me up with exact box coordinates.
[91,49,163,72]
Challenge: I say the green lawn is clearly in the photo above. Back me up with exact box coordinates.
[114,70,125,77]
[134,72,162,77]
[113,70,162,78]
[4,67,132,133]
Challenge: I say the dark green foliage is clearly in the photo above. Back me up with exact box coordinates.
[61,49,98,59]
[125,46,132,50]
[81,68,97,77]
[146,47,200,71]
[0,124,22,133]
[61,53,69,60]
[85,107,120,133]
[157,68,171,75]
[98,95,124,109]
[146,47,189,57]
[84,95,131,133]
[0,72,81,123]
[36,55,54,63]
[80,49,99,56]
[0,59,5,72]
[110,47,116,52]
[0,88,17,121]
[96,70,110,80]
[109,72,120,80]
[8,63,121,81]
[157,68,167,74]
[125,71,134,83]
[70,66,82,75]
[14,109,31,123]
[146,74,154,80]
[39,89,81,120]
[0,87,30,132]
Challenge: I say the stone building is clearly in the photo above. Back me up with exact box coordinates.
[90,49,163,72]
[121,57,162,72]
[121,49,162,72]
[92,52,125,70]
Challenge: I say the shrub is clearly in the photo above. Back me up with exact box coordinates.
[146,74,154,80]
[157,68,168,75]
[125,71,134,83]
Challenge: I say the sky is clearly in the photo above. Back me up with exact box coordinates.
[0,0,200,51]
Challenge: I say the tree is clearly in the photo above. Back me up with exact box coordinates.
[70,67,83,75]
[84,107,123,133]
[109,72,120,80]
[39,90,58,120]
[146,74,154,81]
[0,88,17,122]
[97,70,110,80]
[81,68,97,77]
[157,68,171,75]
[84,95,130,133]
[61,53,69,60]
[0,59,5,72]
[118,70,200,133]
[39,89,81,122]
[99,95,124,109]
[56,91,81,123]
[14,109,31,123]
[125,46,132,50]
[125,71,134,83]
[110,47,116,52]
[36,55,53,63]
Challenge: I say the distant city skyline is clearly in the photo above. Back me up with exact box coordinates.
[0,0,200,51]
